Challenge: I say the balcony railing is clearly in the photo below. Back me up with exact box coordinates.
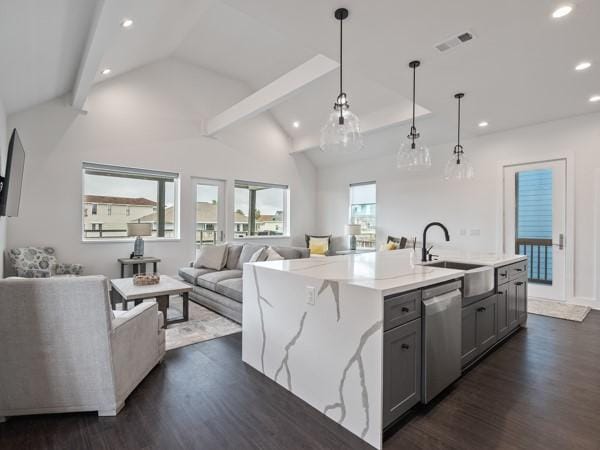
[516,238,552,285]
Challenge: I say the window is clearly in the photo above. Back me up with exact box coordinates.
[82,163,179,240]
[350,182,376,249]
[234,180,289,238]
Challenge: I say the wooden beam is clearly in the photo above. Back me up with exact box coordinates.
[71,0,129,110]
[290,103,431,153]
[205,54,339,136]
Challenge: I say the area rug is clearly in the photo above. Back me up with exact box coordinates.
[165,296,241,350]
[119,296,241,350]
[528,298,591,322]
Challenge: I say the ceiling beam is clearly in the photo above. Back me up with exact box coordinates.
[205,54,339,136]
[71,0,129,111]
[290,103,431,153]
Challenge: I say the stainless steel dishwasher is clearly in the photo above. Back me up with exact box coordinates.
[421,280,462,403]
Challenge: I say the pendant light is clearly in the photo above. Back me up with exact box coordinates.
[444,93,475,180]
[320,8,363,152]
[397,60,431,170]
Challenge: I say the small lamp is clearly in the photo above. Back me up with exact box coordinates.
[345,224,362,251]
[127,223,152,258]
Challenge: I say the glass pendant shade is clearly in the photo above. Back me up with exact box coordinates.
[396,142,432,170]
[320,108,363,152]
[444,153,475,180]
[444,93,474,180]
[320,8,363,152]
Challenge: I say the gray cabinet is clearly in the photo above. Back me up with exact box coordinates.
[496,287,510,340]
[515,276,528,325]
[384,290,421,331]
[476,295,498,354]
[383,319,421,427]
[461,302,478,367]
[506,279,519,331]
[461,294,498,368]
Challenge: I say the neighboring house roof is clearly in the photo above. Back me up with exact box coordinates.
[135,202,249,224]
[84,195,157,206]
[256,214,283,222]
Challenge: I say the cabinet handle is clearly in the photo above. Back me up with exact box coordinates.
[498,291,504,295]
[401,306,410,313]
[500,272,507,277]
[515,282,524,286]
[401,343,410,349]
[477,307,486,312]
[515,268,523,272]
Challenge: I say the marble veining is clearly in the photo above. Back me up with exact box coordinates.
[274,311,308,391]
[251,265,272,372]
[324,319,383,439]
[318,280,340,322]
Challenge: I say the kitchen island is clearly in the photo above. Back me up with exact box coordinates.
[242,249,527,449]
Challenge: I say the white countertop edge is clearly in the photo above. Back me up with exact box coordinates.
[352,270,465,297]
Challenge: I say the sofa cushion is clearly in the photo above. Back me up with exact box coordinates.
[194,244,228,270]
[226,244,244,269]
[178,267,215,285]
[196,270,243,291]
[264,247,284,261]
[215,278,243,303]
[236,244,267,269]
[270,246,300,260]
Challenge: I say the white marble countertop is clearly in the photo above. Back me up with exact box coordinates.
[250,250,462,296]
[250,248,527,296]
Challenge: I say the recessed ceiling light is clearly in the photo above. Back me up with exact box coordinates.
[478,121,488,128]
[590,95,600,103]
[121,18,134,28]
[101,68,112,75]
[575,61,591,71]
[292,121,300,128]
[552,5,573,18]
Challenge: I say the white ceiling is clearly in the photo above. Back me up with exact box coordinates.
[0,0,96,113]
[1,0,599,167]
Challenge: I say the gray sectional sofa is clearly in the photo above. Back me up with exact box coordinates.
[178,243,310,323]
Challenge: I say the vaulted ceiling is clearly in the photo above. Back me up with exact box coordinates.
[0,0,599,167]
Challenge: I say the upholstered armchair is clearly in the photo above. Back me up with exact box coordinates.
[0,276,165,421]
[6,247,83,278]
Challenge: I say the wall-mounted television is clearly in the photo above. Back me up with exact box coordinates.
[0,129,26,217]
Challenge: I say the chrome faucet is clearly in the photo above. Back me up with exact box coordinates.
[422,222,450,262]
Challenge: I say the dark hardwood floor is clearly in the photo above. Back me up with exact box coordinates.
[1,311,599,450]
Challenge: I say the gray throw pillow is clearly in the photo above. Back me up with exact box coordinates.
[194,244,228,270]
[237,244,267,269]
[226,244,244,270]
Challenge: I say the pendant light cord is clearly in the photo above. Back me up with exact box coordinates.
[339,16,343,99]
[412,64,416,133]
[457,95,461,148]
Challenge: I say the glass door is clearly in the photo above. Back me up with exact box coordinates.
[503,160,566,300]
[193,178,226,247]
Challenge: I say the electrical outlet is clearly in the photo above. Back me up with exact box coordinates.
[470,229,481,236]
[306,286,316,305]
[460,228,467,236]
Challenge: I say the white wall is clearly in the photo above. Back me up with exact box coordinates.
[0,99,7,276]
[317,112,600,303]
[6,57,317,277]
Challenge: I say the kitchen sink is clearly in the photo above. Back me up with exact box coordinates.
[426,261,485,271]
[427,260,495,305]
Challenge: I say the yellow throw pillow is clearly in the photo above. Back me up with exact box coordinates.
[386,242,399,251]
[310,243,327,255]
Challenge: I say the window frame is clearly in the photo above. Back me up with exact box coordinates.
[349,181,377,249]
[233,180,290,240]
[81,162,180,243]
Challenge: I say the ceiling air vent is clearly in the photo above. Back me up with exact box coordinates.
[435,31,475,53]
